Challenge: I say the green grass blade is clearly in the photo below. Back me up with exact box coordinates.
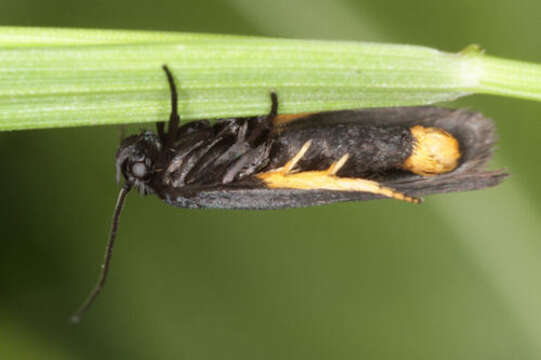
[0,26,243,47]
[1,27,541,131]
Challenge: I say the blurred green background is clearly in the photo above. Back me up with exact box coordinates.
[2,0,541,359]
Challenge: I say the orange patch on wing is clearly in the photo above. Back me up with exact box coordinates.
[403,125,461,176]
[273,113,314,126]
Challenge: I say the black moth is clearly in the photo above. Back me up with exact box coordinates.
[71,65,506,322]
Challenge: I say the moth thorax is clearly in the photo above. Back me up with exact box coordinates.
[403,125,461,176]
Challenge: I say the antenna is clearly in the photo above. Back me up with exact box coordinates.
[71,183,132,324]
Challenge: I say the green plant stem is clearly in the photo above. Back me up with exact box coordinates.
[1,27,541,131]
[477,55,541,100]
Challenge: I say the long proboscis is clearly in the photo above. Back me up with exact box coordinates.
[70,183,132,324]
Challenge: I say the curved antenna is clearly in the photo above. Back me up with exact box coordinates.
[71,183,132,324]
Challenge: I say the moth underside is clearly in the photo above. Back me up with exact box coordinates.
[71,65,506,322]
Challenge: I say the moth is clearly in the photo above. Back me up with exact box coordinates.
[71,65,506,322]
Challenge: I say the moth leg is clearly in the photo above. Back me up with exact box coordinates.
[256,141,421,204]
[267,92,278,121]
[222,142,272,184]
[162,65,180,148]
[156,121,165,141]
[246,92,279,144]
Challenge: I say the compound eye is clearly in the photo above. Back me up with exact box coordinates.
[131,162,147,179]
